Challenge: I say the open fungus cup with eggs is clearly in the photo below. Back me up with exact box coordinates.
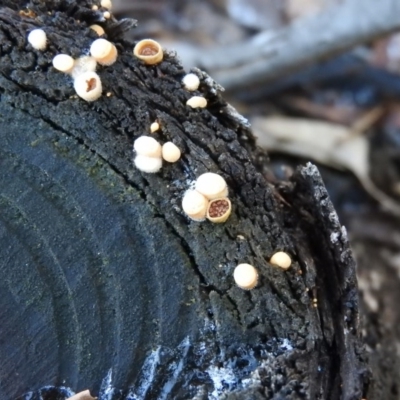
[133,39,163,65]
[73,71,102,102]
[206,198,231,223]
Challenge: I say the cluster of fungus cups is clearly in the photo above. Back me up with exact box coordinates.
[134,136,163,173]
[29,8,165,104]
[50,37,120,102]
[133,135,181,173]
[51,50,101,102]
[31,9,121,103]
[232,252,292,292]
[181,73,207,108]
[182,173,231,223]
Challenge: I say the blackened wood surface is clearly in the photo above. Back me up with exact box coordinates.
[0,1,367,399]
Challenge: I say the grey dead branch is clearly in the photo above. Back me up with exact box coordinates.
[175,0,400,91]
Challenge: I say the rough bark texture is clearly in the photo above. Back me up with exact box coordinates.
[0,1,369,399]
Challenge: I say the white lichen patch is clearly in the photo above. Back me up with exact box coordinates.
[206,365,239,399]
[158,337,190,400]
[330,231,340,243]
[127,347,161,399]
[71,56,97,79]
[222,104,251,128]
[280,338,293,351]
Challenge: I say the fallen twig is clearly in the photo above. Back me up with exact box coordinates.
[192,0,400,91]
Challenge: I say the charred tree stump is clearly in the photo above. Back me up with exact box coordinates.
[0,1,370,399]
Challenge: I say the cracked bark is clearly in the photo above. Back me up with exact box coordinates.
[0,1,371,399]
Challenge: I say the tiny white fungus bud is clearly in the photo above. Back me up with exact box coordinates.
[270,251,292,270]
[28,29,47,50]
[134,136,162,158]
[234,263,258,290]
[186,96,207,109]
[71,56,97,79]
[182,190,209,221]
[74,71,102,102]
[182,73,200,91]
[90,39,112,59]
[162,142,181,163]
[134,155,162,173]
[150,122,159,133]
[90,24,105,36]
[91,5,98,11]
[52,54,74,73]
[103,11,111,19]
[101,0,112,10]
[90,38,117,65]
[195,172,228,200]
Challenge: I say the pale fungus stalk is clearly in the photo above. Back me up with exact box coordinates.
[52,54,75,73]
[195,172,228,200]
[270,251,292,270]
[150,122,159,133]
[182,73,200,91]
[186,96,207,109]
[90,24,105,36]
[27,29,47,50]
[182,190,209,221]
[133,39,163,65]
[73,71,102,102]
[134,155,162,173]
[234,264,258,290]
[134,136,162,158]
[162,142,181,163]
[206,198,231,223]
[90,38,118,66]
